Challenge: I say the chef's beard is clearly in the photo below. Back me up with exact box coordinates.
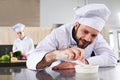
[76,37,92,49]
[72,26,92,49]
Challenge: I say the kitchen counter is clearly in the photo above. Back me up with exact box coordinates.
[0,63,120,80]
[0,60,26,67]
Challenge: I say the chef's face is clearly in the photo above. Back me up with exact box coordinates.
[17,31,25,39]
[73,22,99,49]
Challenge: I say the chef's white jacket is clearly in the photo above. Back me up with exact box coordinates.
[27,23,117,70]
[12,36,34,55]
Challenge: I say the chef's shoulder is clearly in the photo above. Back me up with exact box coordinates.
[52,23,74,34]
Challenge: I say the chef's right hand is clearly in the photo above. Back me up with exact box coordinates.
[57,47,85,63]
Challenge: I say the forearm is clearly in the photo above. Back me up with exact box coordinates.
[36,50,58,69]
[36,48,88,69]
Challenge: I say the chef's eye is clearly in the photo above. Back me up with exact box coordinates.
[83,30,89,34]
[91,34,97,38]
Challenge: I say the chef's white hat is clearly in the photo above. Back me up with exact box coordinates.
[74,3,111,32]
[12,23,25,32]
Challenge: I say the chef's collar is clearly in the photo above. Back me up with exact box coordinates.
[69,23,77,47]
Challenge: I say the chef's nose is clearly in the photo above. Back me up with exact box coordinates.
[84,34,92,41]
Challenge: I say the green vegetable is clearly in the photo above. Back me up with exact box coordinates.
[13,51,22,57]
[1,54,10,61]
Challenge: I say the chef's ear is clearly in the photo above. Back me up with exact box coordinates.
[74,22,80,28]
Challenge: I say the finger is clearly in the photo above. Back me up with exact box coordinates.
[65,48,75,60]
[80,58,86,64]
[77,48,84,60]
[71,48,81,60]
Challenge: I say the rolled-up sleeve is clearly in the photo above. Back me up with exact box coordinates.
[26,51,47,70]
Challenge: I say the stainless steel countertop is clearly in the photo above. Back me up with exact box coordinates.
[0,63,120,80]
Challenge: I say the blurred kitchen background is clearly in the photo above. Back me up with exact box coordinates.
[0,0,120,61]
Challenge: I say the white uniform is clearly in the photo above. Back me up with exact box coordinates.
[27,23,117,70]
[12,36,34,55]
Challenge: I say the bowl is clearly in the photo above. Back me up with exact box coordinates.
[75,64,99,73]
